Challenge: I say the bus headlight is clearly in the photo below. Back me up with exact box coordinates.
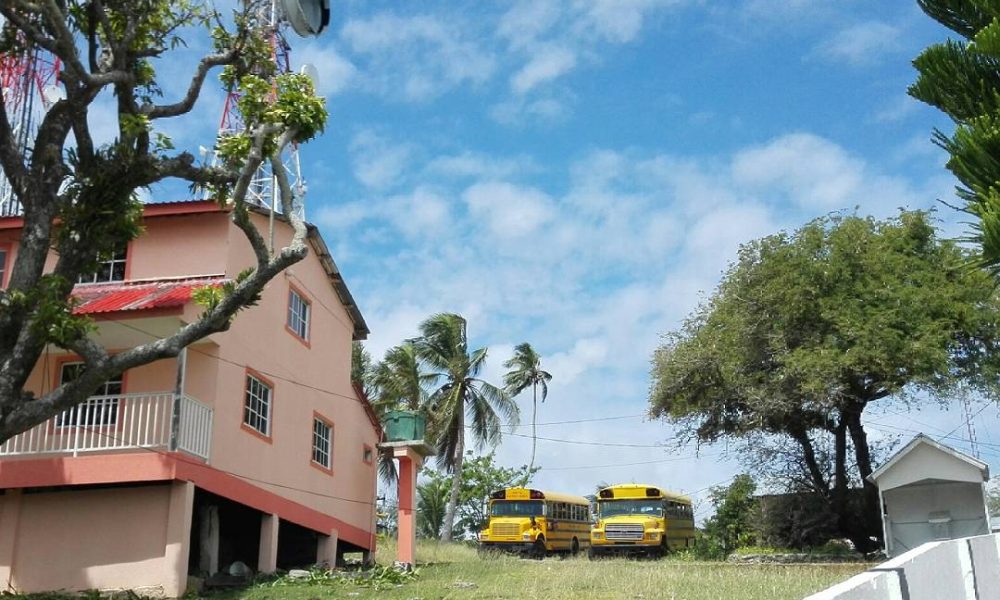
[480,532,489,540]
[592,532,603,540]
[522,532,531,540]
[647,532,660,541]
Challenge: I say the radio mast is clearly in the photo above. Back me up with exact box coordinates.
[0,34,62,217]
[214,0,328,221]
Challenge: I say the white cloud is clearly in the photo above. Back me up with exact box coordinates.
[464,181,557,239]
[385,187,452,239]
[874,94,920,124]
[494,0,683,120]
[340,13,495,101]
[349,130,415,190]
[425,152,538,180]
[294,43,357,96]
[511,46,578,95]
[815,21,902,67]
[335,132,954,498]
[732,133,871,210]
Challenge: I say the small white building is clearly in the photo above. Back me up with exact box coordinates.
[868,434,990,558]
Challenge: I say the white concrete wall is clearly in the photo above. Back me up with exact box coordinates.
[806,533,1000,600]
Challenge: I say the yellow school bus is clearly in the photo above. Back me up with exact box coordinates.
[478,488,591,557]
[589,484,695,558]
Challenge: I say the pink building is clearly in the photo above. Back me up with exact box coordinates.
[0,201,380,596]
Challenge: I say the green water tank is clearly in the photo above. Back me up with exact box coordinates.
[384,410,427,442]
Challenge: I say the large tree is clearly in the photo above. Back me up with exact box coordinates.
[910,1,1000,274]
[415,313,519,542]
[0,1,327,443]
[503,342,552,472]
[649,212,1000,552]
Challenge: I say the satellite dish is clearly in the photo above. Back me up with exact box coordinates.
[42,84,65,106]
[300,63,320,88]
[282,0,330,37]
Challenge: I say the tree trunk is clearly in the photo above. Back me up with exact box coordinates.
[441,403,465,542]
[528,383,537,472]
[846,409,881,552]
[790,428,827,494]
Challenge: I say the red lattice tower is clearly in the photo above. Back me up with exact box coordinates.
[215,1,306,215]
[0,37,62,216]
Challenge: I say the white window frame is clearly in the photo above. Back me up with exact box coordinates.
[312,417,332,469]
[287,288,310,341]
[243,372,272,437]
[55,362,123,427]
[78,246,128,284]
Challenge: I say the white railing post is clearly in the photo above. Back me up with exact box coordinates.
[0,391,211,460]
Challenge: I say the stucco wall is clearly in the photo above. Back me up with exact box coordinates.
[2,482,192,596]
[806,533,1000,600]
[207,212,377,543]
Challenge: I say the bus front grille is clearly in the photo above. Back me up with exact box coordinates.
[492,523,521,537]
[605,524,644,541]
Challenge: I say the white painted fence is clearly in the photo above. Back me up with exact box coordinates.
[0,392,213,460]
[806,533,1000,600]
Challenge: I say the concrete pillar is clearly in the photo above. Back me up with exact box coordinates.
[394,447,424,567]
[317,529,338,568]
[198,505,219,575]
[0,489,24,591]
[258,513,279,573]
[164,481,195,598]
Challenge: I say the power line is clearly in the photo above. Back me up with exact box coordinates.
[541,452,723,471]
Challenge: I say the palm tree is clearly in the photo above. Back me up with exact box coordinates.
[373,342,433,412]
[415,313,519,542]
[370,342,435,484]
[503,343,552,472]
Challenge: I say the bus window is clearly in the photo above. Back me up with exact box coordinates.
[491,500,544,517]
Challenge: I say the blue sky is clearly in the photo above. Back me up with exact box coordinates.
[124,1,1000,516]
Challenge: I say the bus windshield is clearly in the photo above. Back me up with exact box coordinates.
[598,499,663,518]
[491,500,544,517]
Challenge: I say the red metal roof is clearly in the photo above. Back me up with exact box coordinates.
[72,276,226,315]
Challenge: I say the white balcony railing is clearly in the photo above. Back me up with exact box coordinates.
[0,392,213,460]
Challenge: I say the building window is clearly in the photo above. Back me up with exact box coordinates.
[55,362,123,427]
[78,246,127,284]
[287,287,310,342]
[312,416,332,469]
[243,372,272,437]
[363,445,373,464]
[0,247,7,289]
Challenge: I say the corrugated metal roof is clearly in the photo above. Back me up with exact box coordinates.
[72,276,226,315]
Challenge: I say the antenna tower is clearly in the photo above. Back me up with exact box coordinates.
[960,390,980,460]
[215,0,307,218]
[0,31,62,217]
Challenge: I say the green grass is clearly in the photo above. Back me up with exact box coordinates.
[208,539,867,600]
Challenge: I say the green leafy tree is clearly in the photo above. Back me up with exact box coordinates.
[415,453,536,539]
[650,211,1000,552]
[415,313,519,541]
[701,474,758,557]
[416,475,453,539]
[988,477,1000,516]
[352,342,377,400]
[503,343,553,472]
[455,452,537,534]
[910,1,1000,274]
[0,1,327,442]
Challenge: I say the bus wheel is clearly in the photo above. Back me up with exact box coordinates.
[570,537,580,556]
[532,537,546,560]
